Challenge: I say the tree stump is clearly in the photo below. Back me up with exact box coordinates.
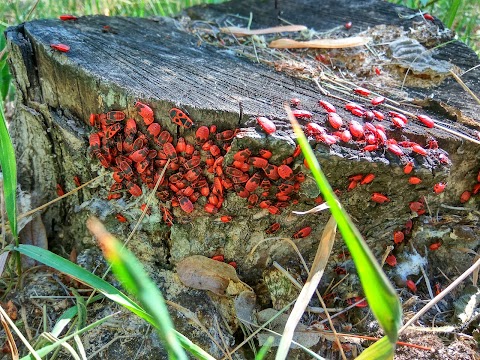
[5,0,480,358]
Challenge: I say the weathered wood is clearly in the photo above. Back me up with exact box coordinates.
[5,0,480,358]
[190,0,480,128]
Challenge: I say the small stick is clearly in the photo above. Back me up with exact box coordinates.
[449,69,480,106]
[269,36,371,49]
[420,265,441,312]
[18,174,105,220]
[399,256,480,333]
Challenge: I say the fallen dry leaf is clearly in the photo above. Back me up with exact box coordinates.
[269,36,371,49]
[0,252,8,278]
[220,25,307,37]
[177,255,240,296]
[19,215,48,268]
[5,301,17,321]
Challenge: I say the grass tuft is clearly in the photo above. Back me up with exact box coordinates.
[86,217,189,360]
[11,242,215,359]
[0,98,17,240]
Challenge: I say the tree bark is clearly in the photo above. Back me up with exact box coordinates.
[5,0,480,358]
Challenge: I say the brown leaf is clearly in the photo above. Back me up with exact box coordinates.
[0,252,9,278]
[269,36,371,49]
[177,255,239,296]
[0,312,18,357]
[19,215,48,268]
[5,301,17,321]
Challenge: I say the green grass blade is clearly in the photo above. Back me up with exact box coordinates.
[11,244,153,321]
[0,96,17,240]
[20,312,116,360]
[0,61,11,101]
[88,217,188,360]
[174,331,215,360]
[12,243,215,359]
[50,294,104,337]
[71,288,87,330]
[286,107,401,353]
[255,336,274,360]
[356,336,394,360]
[0,31,12,101]
[51,306,78,337]
[445,0,461,29]
[16,229,214,359]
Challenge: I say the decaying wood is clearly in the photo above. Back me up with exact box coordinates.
[4,0,480,358]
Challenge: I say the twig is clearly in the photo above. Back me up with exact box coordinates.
[399,256,480,333]
[0,305,41,360]
[238,318,328,360]
[420,265,441,312]
[222,300,296,359]
[449,69,480,106]
[215,318,233,360]
[272,261,303,289]
[380,245,394,266]
[18,174,106,221]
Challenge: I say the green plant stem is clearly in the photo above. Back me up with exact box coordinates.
[445,0,462,28]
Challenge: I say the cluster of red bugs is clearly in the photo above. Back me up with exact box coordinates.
[87,102,313,239]
[290,91,471,297]
[89,103,232,216]
[289,95,452,207]
[291,94,445,165]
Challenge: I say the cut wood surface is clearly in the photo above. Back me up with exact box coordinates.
[4,0,480,358]
[9,16,316,124]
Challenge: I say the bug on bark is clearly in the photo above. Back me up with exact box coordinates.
[293,226,312,239]
[169,108,194,128]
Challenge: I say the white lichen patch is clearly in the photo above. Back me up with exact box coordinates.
[395,250,427,280]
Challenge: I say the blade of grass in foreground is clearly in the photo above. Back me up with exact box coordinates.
[355,335,394,360]
[0,57,12,100]
[285,105,401,358]
[87,216,188,360]
[255,336,275,360]
[0,96,17,239]
[276,216,338,359]
[10,243,214,360]
[10,244,150,319]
